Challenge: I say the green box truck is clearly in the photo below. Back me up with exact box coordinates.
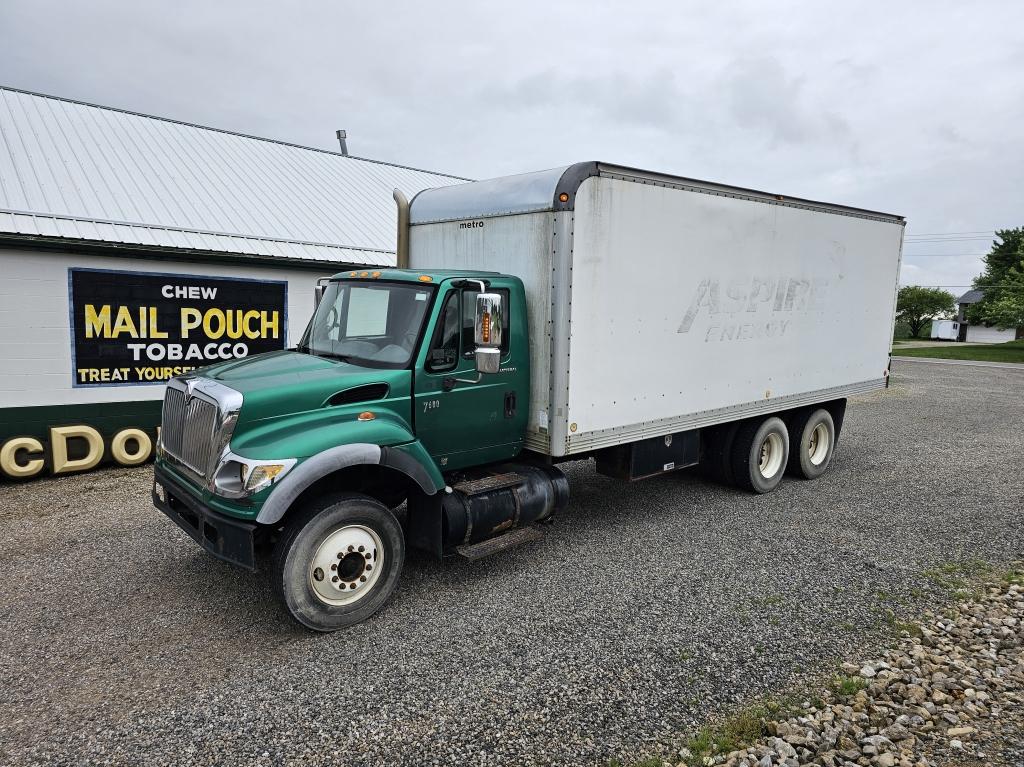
[152,162,904,630]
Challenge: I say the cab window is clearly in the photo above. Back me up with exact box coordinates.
[427,287,510,372]
[427,291,460,372]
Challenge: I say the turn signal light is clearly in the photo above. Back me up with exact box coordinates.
[357,411,376,421]
[245,463,287,492]
[481,311,491,343]
[418,275,433,282]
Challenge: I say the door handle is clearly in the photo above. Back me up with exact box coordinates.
[504,390,516,419]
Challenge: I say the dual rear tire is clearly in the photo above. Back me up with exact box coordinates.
[730,416,790,493]
[787,408,836,480]
[709,408,836,494]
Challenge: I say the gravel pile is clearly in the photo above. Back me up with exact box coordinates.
[694,575,1024,767]
[0,360,1022,766]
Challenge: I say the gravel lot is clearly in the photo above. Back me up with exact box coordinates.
[1,359,1022,766]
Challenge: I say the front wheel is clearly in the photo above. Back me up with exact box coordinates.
[271,493,405,631]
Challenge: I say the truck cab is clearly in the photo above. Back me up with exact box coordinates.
[152,269,566,631]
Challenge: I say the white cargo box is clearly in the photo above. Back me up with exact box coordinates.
[410,162,904,457]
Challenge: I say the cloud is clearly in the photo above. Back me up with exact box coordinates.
[724,56,852,149]
[1,0,1022,292]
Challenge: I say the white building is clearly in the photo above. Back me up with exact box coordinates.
[0,86,463,478]
[954,289,1020,343]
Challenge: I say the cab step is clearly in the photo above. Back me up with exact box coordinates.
[455,525,544,561]
[452,472,524,496]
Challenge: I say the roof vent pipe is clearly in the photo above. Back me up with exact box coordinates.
[336,129,348,156]
[393,188,410,269]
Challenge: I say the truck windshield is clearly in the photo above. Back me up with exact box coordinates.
[299,281,433,367]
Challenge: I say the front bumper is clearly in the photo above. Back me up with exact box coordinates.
[153,466,259,571]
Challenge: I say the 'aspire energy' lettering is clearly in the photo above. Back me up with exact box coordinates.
[678,275,830,342]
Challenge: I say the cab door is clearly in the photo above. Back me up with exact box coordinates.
[414,284,523,471]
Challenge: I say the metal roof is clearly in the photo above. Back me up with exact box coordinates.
[0,86,466,266]
[958,289,985,304]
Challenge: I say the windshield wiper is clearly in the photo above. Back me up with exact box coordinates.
[317,351,356,363]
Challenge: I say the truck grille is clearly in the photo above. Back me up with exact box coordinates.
[161,386,220,476]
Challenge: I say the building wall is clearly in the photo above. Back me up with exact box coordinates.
[0,246,336,479]
[965,324,1017,343]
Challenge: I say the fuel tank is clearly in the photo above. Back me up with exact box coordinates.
[441,462,569,553]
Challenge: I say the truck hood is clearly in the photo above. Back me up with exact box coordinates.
[198,350,410,423]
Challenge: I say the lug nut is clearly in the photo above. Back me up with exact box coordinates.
[365,564,372,571]
[364,552,371,559]
[358,545,365,552]
[348,545,354,552]
[337,552,343,559]
[359,576,367,582]
[331,563,337,571]
[349,583,357,589]
[331,576,338,582]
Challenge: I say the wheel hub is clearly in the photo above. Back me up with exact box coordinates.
[338,551,366,581]
[808,422,830,465]
[758,432,784,478]
[309,524,383,605]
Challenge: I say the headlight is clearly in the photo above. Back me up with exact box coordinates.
[243,463,289,494]
[212,455,296,498]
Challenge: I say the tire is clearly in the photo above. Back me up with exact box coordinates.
[271,492,405,632]
[786,408,836,480]
[729,416,789,494]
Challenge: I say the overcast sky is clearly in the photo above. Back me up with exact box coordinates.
[3,0,1022,293]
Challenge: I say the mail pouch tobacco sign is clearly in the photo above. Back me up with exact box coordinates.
[69,268,287,386]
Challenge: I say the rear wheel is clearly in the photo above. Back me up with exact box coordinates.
[787,408,836,480]
[730,416,790,493]
[271,493,404,631]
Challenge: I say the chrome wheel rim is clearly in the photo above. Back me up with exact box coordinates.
[808,423,831,466]
[309,524,384,605]
[758,432,784,478]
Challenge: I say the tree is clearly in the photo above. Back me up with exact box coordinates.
[967,228,1024,327]
[981,258,1024,330]
[896,286,956,338]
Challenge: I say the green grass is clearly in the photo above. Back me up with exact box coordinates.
[923,558,994,589]
[891,338,1024,363]
[685,707,770,765]
[830,675,868,696]
[680,694,816,766]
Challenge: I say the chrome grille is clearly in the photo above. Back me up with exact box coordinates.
[161,385,220,476]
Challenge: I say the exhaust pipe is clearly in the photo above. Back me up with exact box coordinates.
[393,188,410,269]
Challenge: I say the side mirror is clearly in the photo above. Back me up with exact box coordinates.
[474,293,503,374]
[314,278,331,308]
